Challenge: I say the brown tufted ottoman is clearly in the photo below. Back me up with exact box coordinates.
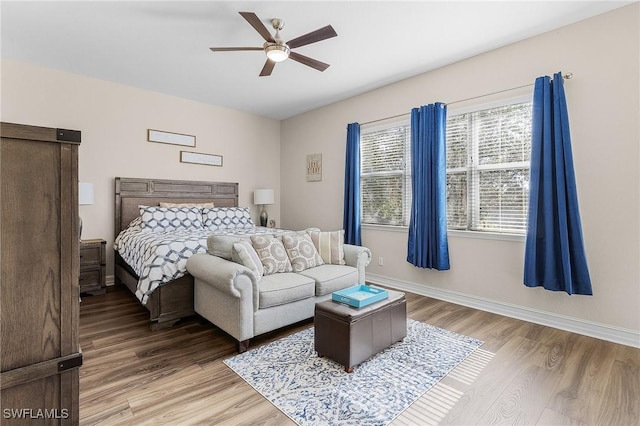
[314,289,406,372]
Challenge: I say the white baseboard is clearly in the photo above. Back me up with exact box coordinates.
[367,273,640,348]
[106,275,115,286]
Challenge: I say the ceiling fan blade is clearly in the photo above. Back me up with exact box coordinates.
[239,12,274,43]
[288,51,330,72]
[210,47,263,52]
[287,25,337,49]
[259,59,276,77]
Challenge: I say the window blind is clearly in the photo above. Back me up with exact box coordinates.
[361,123,411,226]
[360,100,532,233]
[446,102,532,233]
[445,114,469,229]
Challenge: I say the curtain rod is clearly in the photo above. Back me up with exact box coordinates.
[360,72,573,127]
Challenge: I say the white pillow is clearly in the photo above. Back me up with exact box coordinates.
[159,201,215,208]
[232,240,264,278]
[307,229,346,265]
[139,206,203,232]
[203,207,255,230]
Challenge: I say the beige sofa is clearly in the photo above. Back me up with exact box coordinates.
[186,233,371,352]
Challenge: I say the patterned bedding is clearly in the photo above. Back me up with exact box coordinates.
[114,210,290,304]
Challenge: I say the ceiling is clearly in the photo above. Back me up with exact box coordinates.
[1,1,631,120]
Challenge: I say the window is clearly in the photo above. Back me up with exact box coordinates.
[447,101,532,233]
[360,122,411,226]
[360,98,532,234]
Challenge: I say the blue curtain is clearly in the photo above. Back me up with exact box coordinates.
[524,72,592,295]
[343,122,361,246]
[407,103,450,270]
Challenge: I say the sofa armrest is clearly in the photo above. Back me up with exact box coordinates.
[186,253,256,300]
[187,253,259,343]
[343,244,372,284]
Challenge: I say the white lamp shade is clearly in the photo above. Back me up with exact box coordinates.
[265,46,289,62]
[253,189,274,205]
[79,182,94,205]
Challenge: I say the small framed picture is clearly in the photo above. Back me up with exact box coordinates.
[148,129,196,147]
[180,151,223,167]
[306,153,322,182]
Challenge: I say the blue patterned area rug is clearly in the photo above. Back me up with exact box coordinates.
[224,319,483,426]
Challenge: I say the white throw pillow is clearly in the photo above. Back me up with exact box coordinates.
[232,240,264,278]
[307,229,346,265]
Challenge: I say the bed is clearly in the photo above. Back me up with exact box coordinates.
[114,177,242,329]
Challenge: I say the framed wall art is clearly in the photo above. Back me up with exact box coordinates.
[180,151,223,167]
[148,129,196,147]
[306,153,322,182]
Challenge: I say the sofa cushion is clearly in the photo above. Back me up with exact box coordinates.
[250,235,293,275]
[207,235,249,260]
[299,264,358,296]
[232,240,264,278]
[282,233,324,272]
[258,273,315,309]
[308,230,346,265]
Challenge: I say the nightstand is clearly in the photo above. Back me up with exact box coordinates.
[80,239,106,295]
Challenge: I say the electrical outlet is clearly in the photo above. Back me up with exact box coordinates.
[378,257,384,266]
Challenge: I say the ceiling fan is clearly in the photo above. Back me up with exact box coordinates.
[210,12,337,77]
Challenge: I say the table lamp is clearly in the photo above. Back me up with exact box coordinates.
[79,182,94,239]
[253,189,274,227]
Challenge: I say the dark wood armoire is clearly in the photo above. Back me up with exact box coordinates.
[1,122,82,424]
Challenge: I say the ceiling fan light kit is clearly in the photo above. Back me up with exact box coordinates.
[210,12,337,76]
[265,42,290,62]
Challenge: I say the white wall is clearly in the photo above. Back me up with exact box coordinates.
[1,59,282,274]
[2,5,637,345]
[280,4,640,342]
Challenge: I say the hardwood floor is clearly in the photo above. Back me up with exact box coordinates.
[79,285,639,425]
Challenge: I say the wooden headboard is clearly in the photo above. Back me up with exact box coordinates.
[115,177,239,237]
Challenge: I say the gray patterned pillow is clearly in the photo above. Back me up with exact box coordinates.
[203,207,254,230]
[250,235,292,275]
[282,233,324,272]
[232,240,264,278]
[139,206,203,232]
